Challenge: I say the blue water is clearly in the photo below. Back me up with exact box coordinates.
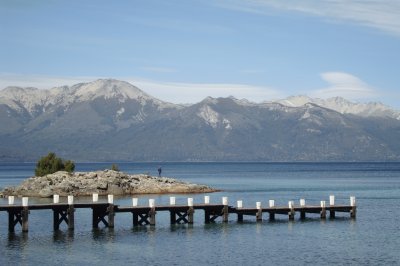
[1,162,400,265]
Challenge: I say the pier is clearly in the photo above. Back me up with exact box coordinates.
[0,194,356,233]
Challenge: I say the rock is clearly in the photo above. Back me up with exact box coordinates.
[1,170,218,198]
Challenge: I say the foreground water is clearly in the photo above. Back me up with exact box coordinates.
[1,162,400,265]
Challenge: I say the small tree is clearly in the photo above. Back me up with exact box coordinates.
[111,164,120,172]
[35,152,75,176]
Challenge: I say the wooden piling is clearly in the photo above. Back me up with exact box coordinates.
[149,199,156,226]
[269,200,275,221]
[256,202,262,222]
[107,195,115,228]
[300,199,306,220]
[222,197,229,223]
[67,196,75,230]
[288,201,295,221]
[320,201,326,219]
[21,207,29,232]
[188,198,194,224]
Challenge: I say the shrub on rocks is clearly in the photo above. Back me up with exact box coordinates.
[35,152,75,177]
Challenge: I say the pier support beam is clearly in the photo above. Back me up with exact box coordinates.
[300,210,306,220]
[21,207,29,232]
[53,207,69,231]
[8,209,22,232]
[169,208,194,224]
[92,206,110,228]
[7,207,29,232]
[107,204,115,228]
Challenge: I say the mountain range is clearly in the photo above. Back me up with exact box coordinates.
[1,79,400,162]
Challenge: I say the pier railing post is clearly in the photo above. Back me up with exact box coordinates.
[350,196,356,218]
[108,195,115,228]
[204,196,210,205]
[67,195,75,230]
[329,195,335,218]
[53,194,60,204]
[8,196,14,205]
[222,197,229,223]
[93,193,98,202]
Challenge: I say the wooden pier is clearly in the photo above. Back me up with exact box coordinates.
[0,195,356,233]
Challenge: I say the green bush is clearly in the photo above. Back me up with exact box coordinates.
[111,164,120,171]
[35,152,75,176]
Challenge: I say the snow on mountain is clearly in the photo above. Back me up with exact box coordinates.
[197,105,220,128]
[70,79,153,102]
[0,79,176,115]
[275,95,400,119]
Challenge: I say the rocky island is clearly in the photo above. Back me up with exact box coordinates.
[0,170,217,198]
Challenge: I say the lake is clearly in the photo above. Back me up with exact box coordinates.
[1,162,400,265]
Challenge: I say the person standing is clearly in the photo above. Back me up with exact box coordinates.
[158,166,162,177]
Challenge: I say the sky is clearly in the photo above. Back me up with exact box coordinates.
[1,0,400,108]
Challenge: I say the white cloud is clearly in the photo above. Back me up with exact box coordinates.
[0,73,96,89]
[0,73,282,104]
[311,72,377,99]
[127,79,282,104]
[217,0,400,36]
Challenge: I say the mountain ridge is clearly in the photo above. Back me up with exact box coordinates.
[1,79,400,162]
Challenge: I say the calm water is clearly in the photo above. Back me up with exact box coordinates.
[1,162,400,265]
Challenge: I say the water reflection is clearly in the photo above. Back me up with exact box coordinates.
[52,230,74,243]
[7,232,28,248]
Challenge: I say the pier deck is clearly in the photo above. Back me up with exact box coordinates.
[0,195,356,232]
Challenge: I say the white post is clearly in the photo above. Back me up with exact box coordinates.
[149,199,155,208]
[170,196,176,205]
[204,195,210,204]
[256,202,262,210]
[187,198,194,207]
[222,197,228,206]
[269,200,275,207]
[350,196,356,206]
[329,195,335,206]
[320,200,326,208]
[8,196,14,205]
[288,201,294,209]
[108,194,114,204]
[300,199,306,207]
[53,194,59,204]
[67,195,74,205]
[237,200,243,208]
[92,193,98,202]
[22,197,29,207]
[132,198,138,207]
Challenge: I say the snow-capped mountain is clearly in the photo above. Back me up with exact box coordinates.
[1,79,400,162]
[0,79,176,116]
